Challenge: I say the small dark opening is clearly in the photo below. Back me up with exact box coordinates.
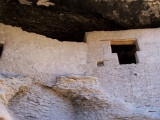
[97,61,104,67]
[0,44,4,57]
[111,45,137,64]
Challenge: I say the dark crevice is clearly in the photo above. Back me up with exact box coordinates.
[0,44,4,57]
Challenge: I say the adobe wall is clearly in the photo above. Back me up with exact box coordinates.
[1,23,160,119]
[0,24,87,120]
[0,24,87,82]
[85,29,160,107]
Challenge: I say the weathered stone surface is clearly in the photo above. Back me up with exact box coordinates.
[18,0,32,5]
[1,24,160,120]
[85,28,160,108]
[37,0,55,7]
[88,0,160,28]
[0,70,75,120]
[0,72,33,120]
[8,84,75,120]
[1,72,160,120]
[0,101,15,120]
[1,0,160,42]
[0,73,33,105]
[0,0,123,42]
[53,76,160,120]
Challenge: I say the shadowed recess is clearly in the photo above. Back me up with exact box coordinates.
[111,45,137,64]
[0,44,4,57]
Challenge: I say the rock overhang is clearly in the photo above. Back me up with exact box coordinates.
[1,0,160,42]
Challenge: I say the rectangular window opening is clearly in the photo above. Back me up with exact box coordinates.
[110,38,138,64]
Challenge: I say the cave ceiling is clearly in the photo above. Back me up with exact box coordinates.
[0,0,160,42]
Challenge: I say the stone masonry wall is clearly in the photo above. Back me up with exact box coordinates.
[85,29,160,107]
[0,23,87,82]
[1,23,160,119]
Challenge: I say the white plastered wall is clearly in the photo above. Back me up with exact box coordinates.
[85,29,160,107]
[1,23,160,112]
[0,23,87,82]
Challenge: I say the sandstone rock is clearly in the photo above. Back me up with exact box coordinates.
[18,0,32,5]
[37,0,55,7]
[0,74,33,105]
[0,72,33,120]
[0,102,14,120]
[53,75,160,120]
[0,72,160,120]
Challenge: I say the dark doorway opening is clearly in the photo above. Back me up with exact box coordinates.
[0,44,4,57]
[111,45,137,64]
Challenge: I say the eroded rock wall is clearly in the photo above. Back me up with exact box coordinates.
[0,71,33,120]
[1,72,160,120]
[52,76,160,120]
[8,84,75,120]
[1,0,160,42]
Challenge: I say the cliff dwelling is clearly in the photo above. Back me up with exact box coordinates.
[1,0,160,120]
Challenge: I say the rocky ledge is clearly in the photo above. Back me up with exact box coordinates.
[1,73,160,120]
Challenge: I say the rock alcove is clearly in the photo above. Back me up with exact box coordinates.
[1,0,160,42]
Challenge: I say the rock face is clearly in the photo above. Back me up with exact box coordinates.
[1,73,160,120]
[88,0,160,28]
[1,0,160,42]
[8,84,75,120]
[0,102,15,120]
[53,76,160,120]
[0,72,33,120]
[0,0,124,42]
[0,73,33,105]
